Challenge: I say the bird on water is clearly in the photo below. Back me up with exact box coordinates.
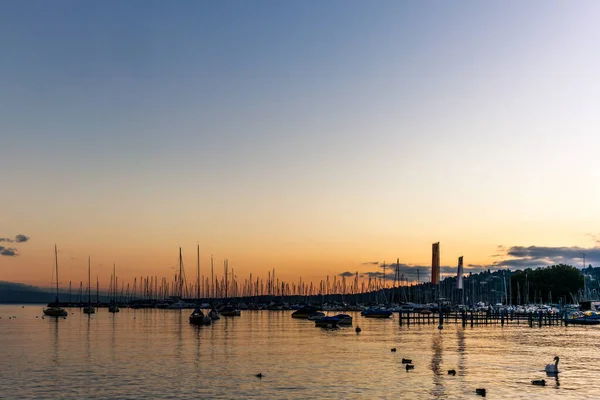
[355,326,361,333]
[545,356,560,374]
[532,379,546,386]
[475,388,486,397]
[405,364,414,371]
[255,373,263,379]
[447,369,456,375]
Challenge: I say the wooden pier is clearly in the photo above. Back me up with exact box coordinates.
[398,310,565,327]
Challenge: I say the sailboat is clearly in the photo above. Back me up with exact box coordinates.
[108,263,120,313]
[189,245,211,325]
[83,257,95,314]
[168,248,195,309]
[43,245,68,317]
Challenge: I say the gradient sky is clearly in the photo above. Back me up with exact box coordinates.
[1,1,599,289]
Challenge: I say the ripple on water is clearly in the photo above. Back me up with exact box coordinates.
[2,306,600,399]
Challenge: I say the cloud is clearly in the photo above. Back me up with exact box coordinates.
[487,245,600,269]
[15,234,29,243]
[338,271,356,277]
[361,261,379,265]
[0,247,17,256]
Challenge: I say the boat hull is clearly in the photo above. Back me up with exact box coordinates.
[565,318,600,325]
[315,317,340,328]
[189,316,212,325]
[220,311,241,317]
[364,313,392,318]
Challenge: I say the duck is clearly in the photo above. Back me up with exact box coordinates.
[255,373,263,379]
[447,369,456,375]
[475,388,486,397]
[391,348,397,352]
[405,364,414,371]
[545,356,559,374]
[355,326,361,334]
[401,358,412,364]
[532,379,546,386]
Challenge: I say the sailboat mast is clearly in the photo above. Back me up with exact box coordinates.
[113,263,116,303]
[88,257,91,304]
[54,244,59,303]
[179,247,183,298]
[197,244,200,299]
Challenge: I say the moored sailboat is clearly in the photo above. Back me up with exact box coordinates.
[108,263,120,313]
[43,245,68,317]
[189,245,211,325]
[83,257,95,314]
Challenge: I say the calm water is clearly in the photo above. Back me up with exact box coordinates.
[0,305,598,399]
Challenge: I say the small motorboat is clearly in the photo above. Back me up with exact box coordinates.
[43,306,68,317]
[208,308,221,320]
[334,314,352,325]
[565,311,600,325]
[219,306,241,317]
[83,305,95,314]
[189,308,212,325]
[307,312,326,321]
[361,308,393,318]
[291,306,319,319]
[315,316,340,328]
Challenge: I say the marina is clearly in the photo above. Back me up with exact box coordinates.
[2,305,600,399]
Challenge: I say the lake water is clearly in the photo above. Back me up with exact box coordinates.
[0,305,598,399]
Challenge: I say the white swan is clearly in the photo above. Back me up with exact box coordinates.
[545,356,559,373]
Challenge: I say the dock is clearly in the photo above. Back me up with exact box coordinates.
[398,310,566,327]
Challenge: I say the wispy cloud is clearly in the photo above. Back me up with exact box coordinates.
[15,234,29,243]
[0,234,29,243]
[0,234,30,256]
[338,271,356,277]
[0,246,18,257]
[361,261,379,265]
[358,262,486,282]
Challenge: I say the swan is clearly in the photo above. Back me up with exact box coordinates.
[545,356,559,374]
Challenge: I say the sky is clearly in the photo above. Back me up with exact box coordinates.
[1,1,600,290]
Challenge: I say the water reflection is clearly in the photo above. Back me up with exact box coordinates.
[85,315,91,366]
[430,332,444,397]
[110,313,116,363]
[457,328,466,393]
[50,317,59,368]
[3,308,600,399]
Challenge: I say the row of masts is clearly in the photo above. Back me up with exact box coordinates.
[57,246,594,305]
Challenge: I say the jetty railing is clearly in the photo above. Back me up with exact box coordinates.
[398,310,565,327]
